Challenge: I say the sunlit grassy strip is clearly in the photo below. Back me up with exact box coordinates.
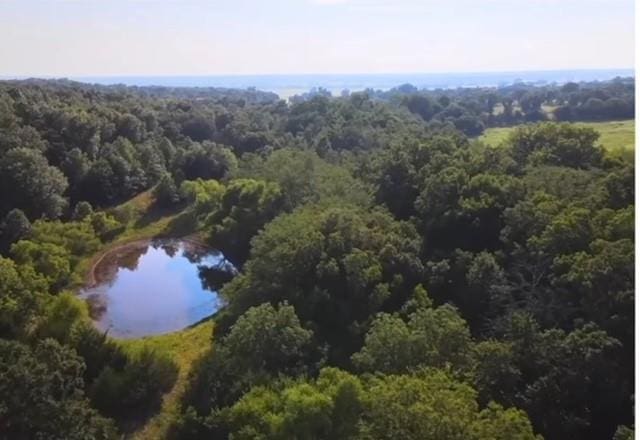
[585,120,635,153]
[71,189,184,289]
[477,119,635,152]
[70,189,213,438]
[476,126,513,147]
[122,320,215,440]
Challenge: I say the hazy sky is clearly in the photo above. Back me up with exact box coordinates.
[0,0,634,76]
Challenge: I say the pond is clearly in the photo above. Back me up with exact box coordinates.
[80,238,235,339]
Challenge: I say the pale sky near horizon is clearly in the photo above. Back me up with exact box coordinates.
[0,0,634,76]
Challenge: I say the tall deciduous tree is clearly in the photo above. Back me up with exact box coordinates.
[0,339,117,439]
[0,148,68,219]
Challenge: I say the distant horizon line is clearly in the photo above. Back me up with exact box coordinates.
[0,67,634,80]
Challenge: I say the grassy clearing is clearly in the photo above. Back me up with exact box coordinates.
[584,120,635,153]
[72,189,192,288]
[477,126,513,146]
[72,189,212,439]
[477,120,635,153]
[121,320,214,440]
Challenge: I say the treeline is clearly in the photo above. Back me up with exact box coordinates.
[0,77,633,224]
[0,79,429,226]
[0,79,634,439]
[7,78,280,102]
[363,76,634,135]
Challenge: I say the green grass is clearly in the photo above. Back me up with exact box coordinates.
[477,126,514,146]
[72,189,192,288]
[583,120,635,153]
[73,189,212,439]
[121,320,215,440]
[477,120,635,153]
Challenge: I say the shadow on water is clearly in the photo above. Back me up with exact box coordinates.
[198,261,237,292]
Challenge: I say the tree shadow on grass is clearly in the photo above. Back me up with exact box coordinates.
[162,211,200,237]
[133,201,187,230]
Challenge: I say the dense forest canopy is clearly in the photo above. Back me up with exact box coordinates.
[0,77,634,440]
[295,76,635,135]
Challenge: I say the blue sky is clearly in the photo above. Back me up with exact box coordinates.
[0,0,634,76]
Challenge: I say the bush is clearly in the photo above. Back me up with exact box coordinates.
[90,347,178,419]
[153,173,180,208]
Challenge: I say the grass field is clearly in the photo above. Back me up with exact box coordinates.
[122,320,214,440]
[477,120,635,154]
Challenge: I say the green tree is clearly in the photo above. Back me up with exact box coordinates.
[223,368,540,440]
[72,201,94,221]
[11,240,72,290]
[0,147,68,219]
[0,339,116,439]
[35,292,89,343]
[180,179,225,220]
[491,313,629,440]
[188,303,317,413]
[208,178,284,265]
[89,212,123,242]
[29,219,101,257]
[360,370,539,440]
[473,339,521,405]
[220,302,315,377]
[372,136,461,220]
[153,173,180,207]
[0,209,31,252]
[90,347,178,420]
[0,257,47,337]
[352,289,473,374]
[235,148,371,210]
[69,322,127,384]
[177,141,237,181]
[507,123,603,169]
[221,205,424,362]
[223,368,362,440]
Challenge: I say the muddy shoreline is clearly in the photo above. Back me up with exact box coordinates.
[84,235,212,288]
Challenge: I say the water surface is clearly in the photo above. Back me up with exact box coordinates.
[5,69,632,99]
[81,239,234,339]
[74,70,633,95]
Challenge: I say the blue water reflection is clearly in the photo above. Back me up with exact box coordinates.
[80,239,234,339]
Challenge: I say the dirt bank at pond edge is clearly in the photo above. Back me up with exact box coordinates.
[83,235,211,288]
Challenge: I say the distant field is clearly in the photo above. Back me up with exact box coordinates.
[478,120,635,153]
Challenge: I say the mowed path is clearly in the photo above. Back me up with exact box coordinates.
[123,320,214,440]
[73,189,216,439]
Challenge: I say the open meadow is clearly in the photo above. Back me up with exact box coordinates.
[478,120,635,154]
